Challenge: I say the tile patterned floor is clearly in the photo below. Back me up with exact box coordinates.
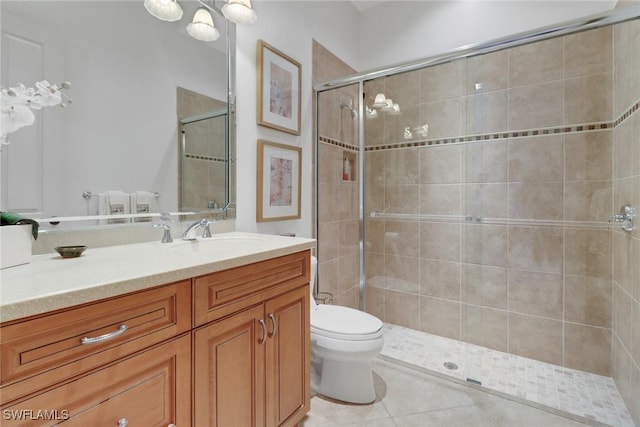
[380,323,635,427]
[302,358,592,427]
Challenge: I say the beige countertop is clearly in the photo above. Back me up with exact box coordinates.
[0,232,316,323]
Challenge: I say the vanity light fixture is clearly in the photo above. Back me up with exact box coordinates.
[144,0,184,22]
[144,0,257,42]
[187,7,220,41]
[222,0,257,24]
[372,93,387,108]
[367,93,401,117]
[380,98,394,112]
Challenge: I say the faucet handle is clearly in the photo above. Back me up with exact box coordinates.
[202,220,217,238]
[153,223,173,243]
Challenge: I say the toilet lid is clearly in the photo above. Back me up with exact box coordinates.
[311,305,383,338]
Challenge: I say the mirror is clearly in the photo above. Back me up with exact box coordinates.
[0,0,235,227]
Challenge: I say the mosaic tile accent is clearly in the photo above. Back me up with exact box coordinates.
[381,323,635,427]
[318,135,359,151]
[356,99,639,152]
[184,154,228,162]
[614,99,640,127]
[319,97,638,153]
[364,123,613,151]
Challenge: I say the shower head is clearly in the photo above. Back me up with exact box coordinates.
[340,101,358,120]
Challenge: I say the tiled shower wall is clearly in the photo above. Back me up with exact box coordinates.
[611,18,640,426]
[363,25,623,378]
[313,41,361,309]
[177,87,228,211]
[314,19,639,425]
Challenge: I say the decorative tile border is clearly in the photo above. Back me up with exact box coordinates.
[184,154,228,163]
[614,99,640,127]
[364,121,614,151]
[319,98,640,153]
[318,135,359,151]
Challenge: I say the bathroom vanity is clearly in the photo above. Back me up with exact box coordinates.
[0,232,314,427]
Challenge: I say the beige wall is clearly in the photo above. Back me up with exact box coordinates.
[611,18,640,426]
[313,41,361,308]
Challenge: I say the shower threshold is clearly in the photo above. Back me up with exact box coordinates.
[380,323,634,427]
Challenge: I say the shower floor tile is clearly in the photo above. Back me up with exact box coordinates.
[381,323,635,427]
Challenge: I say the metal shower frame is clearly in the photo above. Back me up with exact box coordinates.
[313,5,640,311]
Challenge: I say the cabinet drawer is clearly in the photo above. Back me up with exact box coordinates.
[194,251,310,326]
[0,281,191,403]
[0,334,191,427]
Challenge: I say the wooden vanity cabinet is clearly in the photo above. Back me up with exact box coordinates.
[0,249,312,427]
[1,335,191,427]
[0,281,191,402]
[193,251,311,427]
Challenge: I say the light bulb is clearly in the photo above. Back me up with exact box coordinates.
[187,8,220,42]
[222,0,257,24]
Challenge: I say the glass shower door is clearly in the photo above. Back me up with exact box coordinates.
[315,83,361,309]
[180,110,228,212]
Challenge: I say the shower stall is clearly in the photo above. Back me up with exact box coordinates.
[314,7,639,427]
[179,109,229,212]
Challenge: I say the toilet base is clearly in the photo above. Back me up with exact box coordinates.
[315,358,377,404]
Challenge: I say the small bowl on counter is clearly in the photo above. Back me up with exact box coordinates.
[55,245,87,258]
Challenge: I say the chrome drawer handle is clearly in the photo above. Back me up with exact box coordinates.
[268,313,277,338]
[259,319,267,345]
[81,324,128,345]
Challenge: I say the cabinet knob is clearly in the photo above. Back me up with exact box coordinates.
[118,418,128,427]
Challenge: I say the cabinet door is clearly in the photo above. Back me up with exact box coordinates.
[194,304,266,427]
[265,285,310,427]
[1,334,191,427]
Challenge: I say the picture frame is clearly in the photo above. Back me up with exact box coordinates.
[256,40,301,135]
[256,140,302,222]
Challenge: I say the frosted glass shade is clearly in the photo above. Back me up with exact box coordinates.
[144,0,183,22]
[187,8,220,41]
[381,99,394,111]
[372,93,386,108]
[222,0,257,24]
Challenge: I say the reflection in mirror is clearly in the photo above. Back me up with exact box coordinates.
[0,0,235,228]
[181,111,228,211]
[178,86,229,212]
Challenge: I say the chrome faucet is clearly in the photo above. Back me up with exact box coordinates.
[153,223,173,243]
[182,219,217,240]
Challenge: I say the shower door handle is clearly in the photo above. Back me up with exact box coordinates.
[610,204,635,232]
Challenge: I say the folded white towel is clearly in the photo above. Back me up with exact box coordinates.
[131,191,158,222]
[98,191,131,224]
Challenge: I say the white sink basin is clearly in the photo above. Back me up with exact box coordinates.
[149,233,269,254]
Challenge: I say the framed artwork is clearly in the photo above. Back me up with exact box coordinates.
[256,140,301,222]
[256,40,301,135]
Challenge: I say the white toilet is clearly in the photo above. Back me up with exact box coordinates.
[310,256,384,404]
